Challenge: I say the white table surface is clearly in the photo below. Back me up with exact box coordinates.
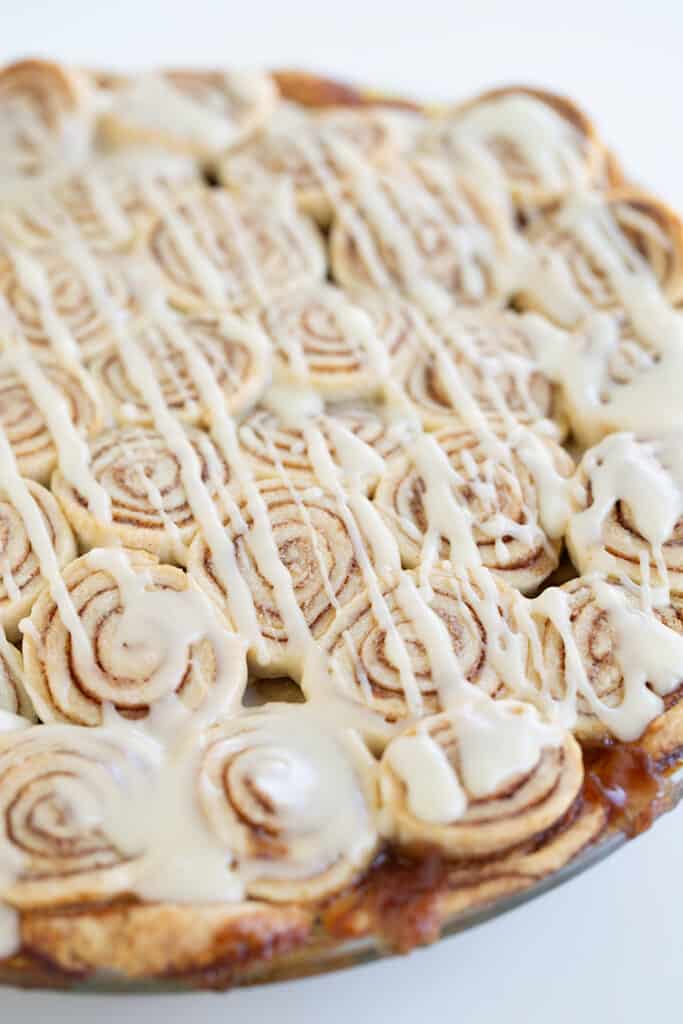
[1,1,682,1020]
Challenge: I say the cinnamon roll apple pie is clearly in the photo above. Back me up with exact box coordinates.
[0,58,681,990]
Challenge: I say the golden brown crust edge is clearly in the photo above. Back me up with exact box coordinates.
[454,84,598,144]
[5,902,313,989]
[270,68,427,112]
[1,707,679,990]
[608,186,683,303]
[0,792,611,989]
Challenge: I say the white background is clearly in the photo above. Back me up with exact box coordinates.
[1,1,682,1020]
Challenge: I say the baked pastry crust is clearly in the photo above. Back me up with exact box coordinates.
[0,60,680,991]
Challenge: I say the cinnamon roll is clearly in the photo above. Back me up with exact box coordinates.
[348,292,425,373]
[373,426,573,593]
[0,641,34,720]
[0,725,151,907]
[395,308,567,436]
[22,548,245,725]
[379,709,582,858]
[0,480,76,642]
[188,477,391,677]
[99,69,277,158]
[0,59,92,178]
[0,151,199,253]
[566,430,683,593]
[309,564,536,727]
[328,157,516,313]
[547,311,683,446]
[531,575,683,756]
[0,357,102,484]
[420,86,608,206]
[142,186,326,313]
[518,190,683,325]
[89,310,271,425]
[0,245,137,361]
[199,705,379,901]
[51,425,229,564]
[238,397,417,492]
[272,71,427,156]
[258,284,388,396]
[219,104,398,224]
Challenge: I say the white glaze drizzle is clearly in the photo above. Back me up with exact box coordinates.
[386,732,467,823]
[108,73,253,153]
[385,307,573,570]
[1,70,682,961]
[124,297,318,663]
[265,283,391,391]
[0,341,109,520]
[301,421,423,713]
[140,181,230,306]
[0,248,80,363]
[437,93,590,195]
[568,430,683,595]
[523,192,673,328]
[0,422,103,697]
[535,307,683,443]
[383,569,563,822]
[529,577,683,740]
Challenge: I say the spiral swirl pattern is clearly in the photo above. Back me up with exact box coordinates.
[199,706,379,901]
[0,725,150,907]
[533,576,683,746]
[52,425,229,564]
[22,549,237,725]
[0,59,89,177]
[238,398,417,492]
[374,426,572,593]
[419,86,607,205]
[144,186,326,313]
[0,154,198,253]
[0,480,76,641]
[566,431,683,590]
[188,477,379,677]
[90,311,271,425]
[329,158,514,309]
[311,565,534,725]
[261,284,388,396]
[220,106,396,223]
[379,712,583,858]
[349,292,424,372]
[520,190,683,325]
[397,308,565,435]
[0,359,102,484]
[0,173,133,253]
[0,247,137,360]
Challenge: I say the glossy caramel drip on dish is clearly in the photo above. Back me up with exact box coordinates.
[582,743,674,837]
